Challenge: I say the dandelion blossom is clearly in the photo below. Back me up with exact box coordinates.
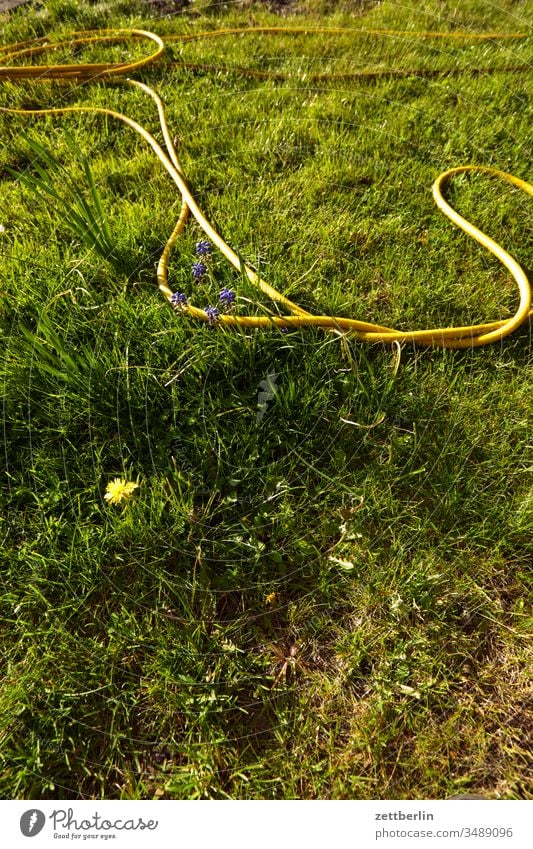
[104,478,139,505]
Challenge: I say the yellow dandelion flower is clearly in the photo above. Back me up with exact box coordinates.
[265,592,277,606]
[104,478,139,505]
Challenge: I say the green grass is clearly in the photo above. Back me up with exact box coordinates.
[0,0,531,799]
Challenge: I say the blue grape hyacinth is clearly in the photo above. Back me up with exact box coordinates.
[219,287,236,308]
[204,305,219,324]
[192,262,207,280]
[170,292,187,307]
[196,240,212,257]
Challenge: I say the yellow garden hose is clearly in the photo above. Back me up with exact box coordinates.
[1,26,532,348]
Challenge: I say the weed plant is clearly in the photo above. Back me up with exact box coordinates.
[0,0,531,799]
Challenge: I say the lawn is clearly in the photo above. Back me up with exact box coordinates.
[0,0,531,799]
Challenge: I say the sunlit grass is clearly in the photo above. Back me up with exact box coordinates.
[0,0,531,799]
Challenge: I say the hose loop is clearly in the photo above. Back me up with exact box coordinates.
[1,26,531,348]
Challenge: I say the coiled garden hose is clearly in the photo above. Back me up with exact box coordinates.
[1,26,532,348]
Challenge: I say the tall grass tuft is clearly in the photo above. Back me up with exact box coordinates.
[9,132,116,264]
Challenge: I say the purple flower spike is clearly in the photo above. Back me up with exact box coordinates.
[219,287,236,308]
[204,305,219,324]
[192,262,207,280]
[170,292,187,307]
[196,240,212,257]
